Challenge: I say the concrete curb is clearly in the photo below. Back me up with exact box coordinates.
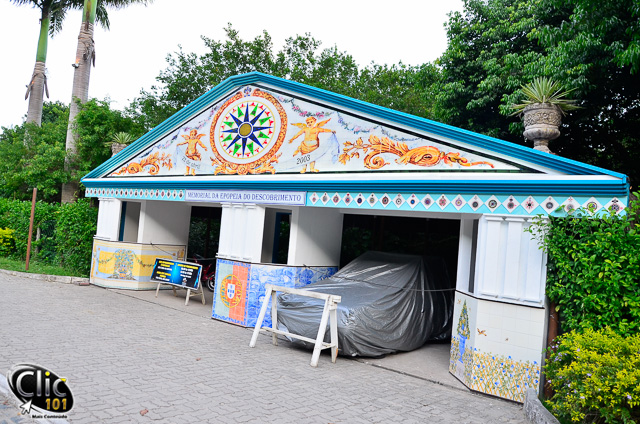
[0,268,90,286]
[524,388,560,424]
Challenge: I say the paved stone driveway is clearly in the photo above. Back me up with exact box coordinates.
[0,274,526,423]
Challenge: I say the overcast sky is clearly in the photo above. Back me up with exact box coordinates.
[0,0,463,129]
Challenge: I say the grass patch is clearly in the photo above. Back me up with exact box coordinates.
[0,256,86,277]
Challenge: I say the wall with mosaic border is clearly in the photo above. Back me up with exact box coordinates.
[212,258,337,327]
[449,292,543,403]
[85,187,626,217]
[91,239,186,290]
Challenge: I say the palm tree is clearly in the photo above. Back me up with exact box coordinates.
[62,0,152,203]
[13,0,85,126]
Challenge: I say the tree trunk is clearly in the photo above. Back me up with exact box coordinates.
[26,62,47,126]
[25,14,50,126]
[62,19,95,204]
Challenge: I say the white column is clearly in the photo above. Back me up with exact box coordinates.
[242,204,266,262]
[229,203,246,259]
[503,217,525,299]
[95,198,121,241]
[473,215,547,306]
[218,203,233,257]
[217,203,267,262]
[477,216,504,297]
[456,218,476,292]
[524,218,548,302]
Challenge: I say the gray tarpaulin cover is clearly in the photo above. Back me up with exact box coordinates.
[276,251,454,358]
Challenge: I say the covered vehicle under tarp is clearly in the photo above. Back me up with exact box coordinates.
[276,251,454,358]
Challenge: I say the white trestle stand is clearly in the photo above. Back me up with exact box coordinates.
[154,280,206,306]
[249,284,342,367]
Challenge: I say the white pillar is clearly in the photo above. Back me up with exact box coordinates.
[218,203,233,257]
[95,198,121,241]
[474,215,547,306]
[456,218,477,292]
[217,203,266,262]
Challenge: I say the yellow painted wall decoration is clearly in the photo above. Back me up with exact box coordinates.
[91,239,185,290]
[107,86,520,178]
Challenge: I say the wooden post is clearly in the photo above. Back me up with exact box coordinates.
[544,300,559,399]
[25,188,37,272]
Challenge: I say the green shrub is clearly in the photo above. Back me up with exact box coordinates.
[54,198,97,275]
[528,193,640,336]
[0,198,58,261]
[545,328,640,423]
[0,228,16,255]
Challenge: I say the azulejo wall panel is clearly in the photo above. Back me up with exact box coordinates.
[450,292,542,403]
[105,85,518,178]
[212,259,337,327]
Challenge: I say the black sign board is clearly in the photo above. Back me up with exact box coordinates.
[151,259,202,290]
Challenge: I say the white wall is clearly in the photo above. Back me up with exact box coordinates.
[137,200,191,246]
[288,206,343,266]
[218,203,266,262]
[95,198,122,241]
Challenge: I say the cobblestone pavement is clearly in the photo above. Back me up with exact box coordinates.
[0,274,527,423]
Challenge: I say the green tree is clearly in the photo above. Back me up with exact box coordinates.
[0,102,69,202]
[437,0,640,183]
[0,99,141,202]
[11,0,85,126]
[533,0,640,182]
[128,25,439,130]
[70,98,144,182]
[63,0,153,203]
[435,0,553,140]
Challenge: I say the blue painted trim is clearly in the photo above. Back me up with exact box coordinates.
[82,177,629,197]
[82,72,628,185]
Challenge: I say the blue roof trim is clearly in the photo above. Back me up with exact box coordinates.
[82,178,629,197]
[83,72,628,184]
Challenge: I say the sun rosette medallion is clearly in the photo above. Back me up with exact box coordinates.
[209,89,287,175]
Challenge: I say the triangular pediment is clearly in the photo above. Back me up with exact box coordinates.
[103,84,531,178]
[83,73,627,200]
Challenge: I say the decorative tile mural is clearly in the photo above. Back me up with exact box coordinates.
[450,337,541,403]
[450,295,541,403]
[106,85,520,178]
[212,259,337,327]
[90,239,185,289]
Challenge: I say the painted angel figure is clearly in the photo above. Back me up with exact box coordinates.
[288,116,335,173]
[176,129,207,176]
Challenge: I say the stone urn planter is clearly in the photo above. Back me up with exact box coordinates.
[110,142,128,157]
[510,77,579,154]
[522,103,562,153]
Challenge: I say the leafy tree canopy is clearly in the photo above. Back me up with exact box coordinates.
[437,0,640,183]
[0,99,142,202]
[128,24,440,130]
